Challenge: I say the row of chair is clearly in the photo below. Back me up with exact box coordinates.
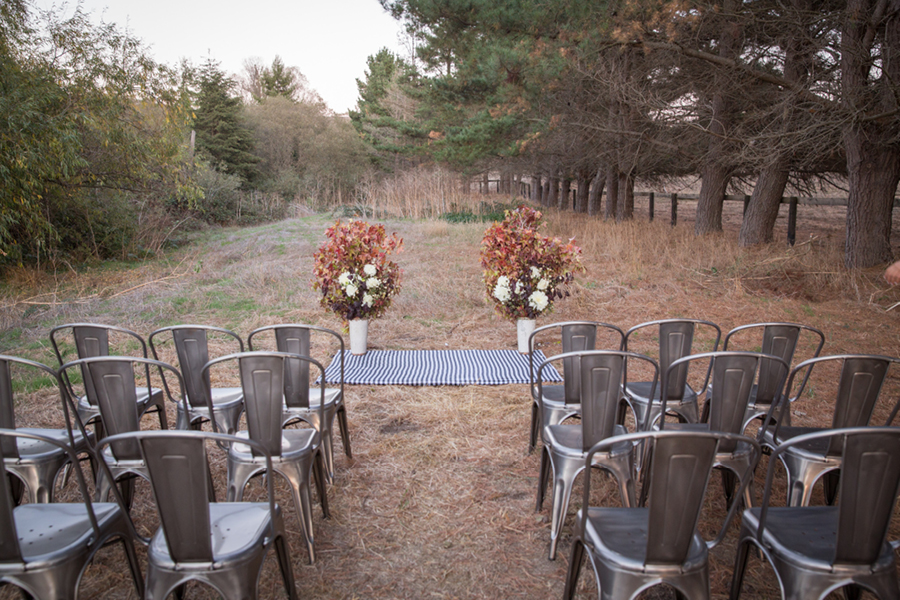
[2,321,354,598]
[526,319,900,598]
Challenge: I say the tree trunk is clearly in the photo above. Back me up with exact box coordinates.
[605,163,619,220]
[740,165,789,246]
[617,171,634,221]
[559,178,571,211]
[844,129,899,267]
[532,174,543,204]
[695,0,741,235]
[840,0,900,267]
[547,174,559,209]
[588,170,605,217]
[575,171,590,214]
[542,177,551,207]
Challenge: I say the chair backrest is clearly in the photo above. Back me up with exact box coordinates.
[0,356,70,459]
[663,352,789,448]
[537,350,658,450]
[247,324,344,410]
[149,325,244,409]
[51,323,150,407]
[759,427,900,565]
[722,322,825,404]
[582,430,759,565]
[95,430,277,562]
[624,319,721,401]
[0,428,102,563]
[59,356,186,460]
[201,352,326,458]
[529,321,625,405]
[774,355,899,454]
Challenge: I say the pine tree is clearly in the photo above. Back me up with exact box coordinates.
[194,59,260,184]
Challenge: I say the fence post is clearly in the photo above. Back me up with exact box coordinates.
[787,196,798,246]
[670,193,678,227]
[648,192,655,222]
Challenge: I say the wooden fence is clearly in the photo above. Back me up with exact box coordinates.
[482,179,899,247]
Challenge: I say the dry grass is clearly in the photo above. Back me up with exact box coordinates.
[1,198,900,599]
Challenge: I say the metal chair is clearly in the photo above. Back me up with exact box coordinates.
[535,350,658,560]
[661,352,790,509]
[730,427,900,600]
[95,430,298,600]
[527,321,626,453]
[621,318,721,429]
[0,355,93,504]
[718,322,824,431]
[563,430,760,600]
[760,354,900,507]
[58,356,188,504]
[50,323,168,433]
[149,324,245,434]
[202,351,329,564]
[0,428,144,599]
[248,323,350,482]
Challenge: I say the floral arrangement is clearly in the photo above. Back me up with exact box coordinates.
[481,205,583,322]
[312,220,403,321]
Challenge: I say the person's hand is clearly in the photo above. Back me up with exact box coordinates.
[886,260,900,285]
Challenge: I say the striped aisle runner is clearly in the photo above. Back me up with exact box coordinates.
[322,349,563,386]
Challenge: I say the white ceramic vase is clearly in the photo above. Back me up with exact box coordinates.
[517,318,536,353]
[349,319,368,355]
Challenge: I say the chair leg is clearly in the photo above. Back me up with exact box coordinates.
[535,447,551,512]
[529,401,540,453]
[563,537,586,600]
[336,405,352,458]
[313,450,330,518]
[274,533,299,600]
[721,468,738,509]
[823,470,840,506]
[119,535,145,598]
[729,538,752,600]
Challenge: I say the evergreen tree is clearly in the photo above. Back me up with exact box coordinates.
[194,59,260,184]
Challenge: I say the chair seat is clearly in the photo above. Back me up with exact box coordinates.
[149,503,275,566]
[625,381,698,405]
[582,506,708,571]
[11,428,91,461]
[284,388,340,416]
[231,429,317,459]
[78,386,163,414]
[13,502,123,561]
[546,424,632,458]
[742,506,896,572]
[763,426,834,459]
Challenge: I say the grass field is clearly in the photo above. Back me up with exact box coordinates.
[2,201,899,599]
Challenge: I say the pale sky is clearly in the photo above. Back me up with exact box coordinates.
[31,0,409,114]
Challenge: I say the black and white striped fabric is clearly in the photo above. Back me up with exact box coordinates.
[323,349,563,386]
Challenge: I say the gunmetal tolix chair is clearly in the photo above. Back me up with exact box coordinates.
[621,319,721,429]
[760,354,900,507]
[50,323,168,432]
[718,322,825,431]
[730,427,900,600]
[0,355,93,504]
[58,356,188,504]
[149,325,245,434]
[535,350,657,560]
[95,430,298,600]
[202,351,329,564]
[660,352,790,508]
[563,430,760,600]
[248,323,350,482]
[0,428,144,599]
[527,321,626,453]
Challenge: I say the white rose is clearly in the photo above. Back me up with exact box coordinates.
[529,290,549,312]
[364,264,377,276]
[537,278,550,291]
[493,283,511,303]
[366,276,381,289]
[362,293,374,307]
[531,266,541,279]
[338,272,351,286]
[345,283,359,297]
[514,280,524,294]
